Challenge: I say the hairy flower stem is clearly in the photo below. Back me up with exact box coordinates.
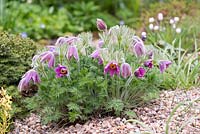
[59,48,63,65]
[104,74,109,100]
[116,77,120,99]
[41,65,48,79]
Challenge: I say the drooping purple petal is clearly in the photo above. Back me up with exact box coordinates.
[90,50,100,58]
[90,50,103,65]
[144,59,153,69]
[134,67,146,78]
[46,45,56,52]
[98,57,103,65]
[55,36,79,46]
[66,37,79,45]
[104,61,120,77]
[22,69,41,84]
[98,40,104,48]
[18,78,29,91]
[40,51,55,68]
[55,37,68,46]
[159,60,172,73]
[18,69,41,91]
[67,45,79,61]
[147,51,154,59]
[48,56,55,68]
[109,69,115,77]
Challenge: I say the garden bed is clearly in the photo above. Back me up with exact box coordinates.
[10,88,200,134]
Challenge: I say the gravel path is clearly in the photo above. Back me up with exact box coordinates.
[10,88,200,134]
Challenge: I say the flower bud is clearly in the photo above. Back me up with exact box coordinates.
[172,24,176,29]
[141,32,147,41]
[133,36,146,57]
[149,24,154,30]
[141,32,146,37]
[134,67,146,78]
[149,17,155,23]
[96,18,107,31]
[158,13,163,21]
[169,19,174,24]
[154,25,159,31]
[174,17,179,22]
[144,59,153,68]
[133,41,145,57]
[121,63,132,78]
[147,51,154,59]
[176,28,181,34]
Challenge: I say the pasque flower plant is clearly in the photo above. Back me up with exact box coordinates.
[18,18,172,124]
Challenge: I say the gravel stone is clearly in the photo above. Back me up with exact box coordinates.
[10,88,200,134]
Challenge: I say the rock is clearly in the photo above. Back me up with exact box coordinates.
[10,88,200,134]
[126,123,134,129]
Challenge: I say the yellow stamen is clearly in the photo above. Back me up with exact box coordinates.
[109,63,117,70]
[60,69,67,74]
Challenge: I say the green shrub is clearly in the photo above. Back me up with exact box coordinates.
[0,32,37,85]
[0,1,119,40]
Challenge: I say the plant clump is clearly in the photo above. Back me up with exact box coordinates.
[19,19,172,124]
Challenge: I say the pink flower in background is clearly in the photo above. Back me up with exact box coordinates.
[18,69,41,91]
[54,64,69,78]
[67,45,79,61]
[134,67,146,78]
[104,61,120,77]
[96,18,107,31]
[40,51,55,68]
[90,50,103,65]
[144,59,153,69]
[121,63,132,78]
[159,60,172,73]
